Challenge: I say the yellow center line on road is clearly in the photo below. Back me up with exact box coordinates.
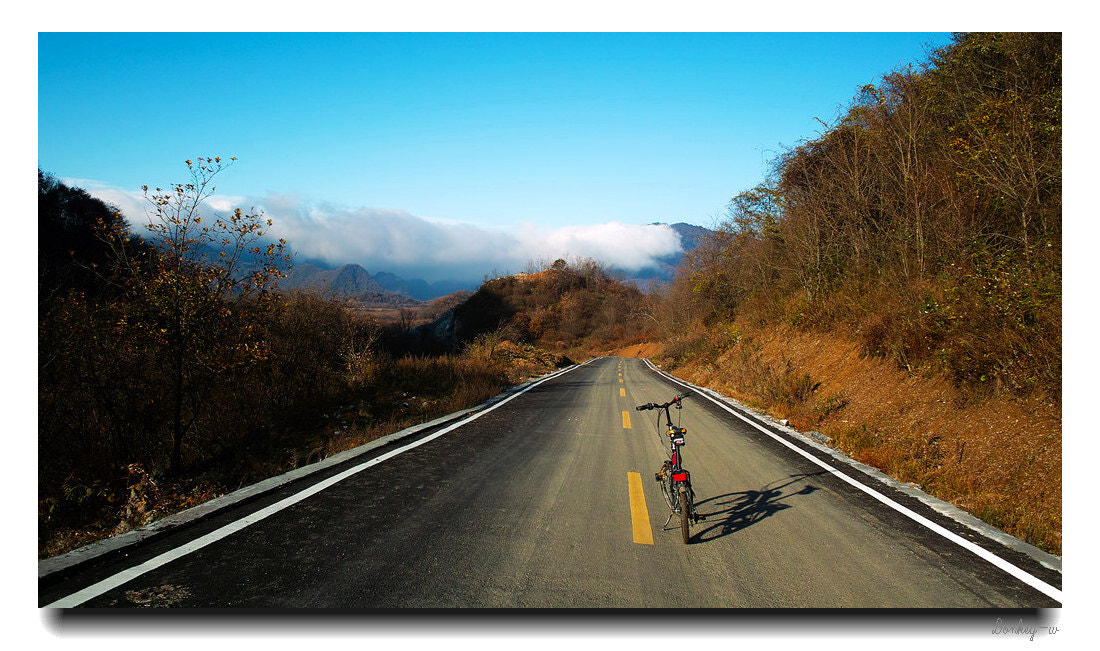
[627,472,654,545]
[620,387,626,397]
[622,410,631,429]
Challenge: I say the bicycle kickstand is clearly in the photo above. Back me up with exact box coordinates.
[662,512,676,530]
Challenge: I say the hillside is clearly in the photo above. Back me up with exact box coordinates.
[418,258,652,355]
[654,32,1061,553]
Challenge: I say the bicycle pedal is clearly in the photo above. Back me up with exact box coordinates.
[654,472,665,482]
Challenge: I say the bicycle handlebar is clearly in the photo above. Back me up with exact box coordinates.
[635,392,693,411]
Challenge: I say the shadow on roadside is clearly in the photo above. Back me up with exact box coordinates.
[689,471,825,543]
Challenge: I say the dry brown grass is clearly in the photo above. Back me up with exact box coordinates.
[665,322,1061,554]
[608,342,665,358]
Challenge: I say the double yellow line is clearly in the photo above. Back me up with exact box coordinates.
[619,361,630,429]
[619,359,653,544]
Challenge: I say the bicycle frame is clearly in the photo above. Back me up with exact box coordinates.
[656,400,692,509]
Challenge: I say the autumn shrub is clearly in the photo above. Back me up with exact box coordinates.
[673,33,1060,402]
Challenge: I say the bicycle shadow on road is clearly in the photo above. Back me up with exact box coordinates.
[689,472,826,544]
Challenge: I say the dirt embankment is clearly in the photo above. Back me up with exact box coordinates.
[608,342,665,359]
[658,325,1060,555]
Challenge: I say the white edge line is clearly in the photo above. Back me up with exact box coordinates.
[640,359,1063,604]
[45,360,592,608]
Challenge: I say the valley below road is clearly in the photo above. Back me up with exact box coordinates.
[40,357,1061,608]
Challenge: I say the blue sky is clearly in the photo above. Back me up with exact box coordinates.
[39,31,953,280]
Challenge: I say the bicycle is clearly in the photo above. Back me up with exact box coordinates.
[636,392,703,543]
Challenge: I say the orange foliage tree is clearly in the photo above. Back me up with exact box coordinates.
[100,157,290,472]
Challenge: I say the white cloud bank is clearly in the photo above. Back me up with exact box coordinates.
[81,184,683,283]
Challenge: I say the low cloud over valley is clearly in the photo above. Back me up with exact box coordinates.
[83,184,685,284]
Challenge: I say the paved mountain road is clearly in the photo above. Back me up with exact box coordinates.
[40,357,1060,608]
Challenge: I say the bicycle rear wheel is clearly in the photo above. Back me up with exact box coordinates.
[678,486,691,543]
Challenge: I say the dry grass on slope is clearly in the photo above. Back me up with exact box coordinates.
[608,342,665,359]
[665,324,1061,555]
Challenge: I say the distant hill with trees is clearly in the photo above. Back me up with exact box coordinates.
[424,257,652,354]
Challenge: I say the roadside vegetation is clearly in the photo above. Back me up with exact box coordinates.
[647,32,1061,553]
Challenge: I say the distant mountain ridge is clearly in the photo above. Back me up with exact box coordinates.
[279,263,476,304]
[279,222,712,301]
[622,221,713,287]
[371,271,475,301]
[664,222,711,252]
[280,263,421,306]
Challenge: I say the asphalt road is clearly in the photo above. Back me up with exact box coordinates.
[40,357,1061,608]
